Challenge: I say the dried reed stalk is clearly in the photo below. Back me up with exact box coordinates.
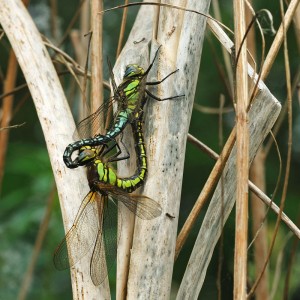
[0,1,102,298]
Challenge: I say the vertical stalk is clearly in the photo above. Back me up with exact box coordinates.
[233,0,249,299]
[0,51,18,192]
[246,2,269,299]
[91,0,103,114]
[0,1,102,297]
[248,1,294,297]
[112,5,155,299]
[250,152,269,299]
[128,0,210,298]
[116,0,129,58]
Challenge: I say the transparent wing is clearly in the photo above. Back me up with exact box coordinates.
[103,185,162,220]
[90,195,119,285]
[120,193,162,220]
[73,97,120,140]
[53,191,99,270]
[107,57,119,96]
[73,62,126,141]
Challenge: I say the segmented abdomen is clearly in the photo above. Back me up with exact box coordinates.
[63,111,130,168]
[94,113,147,193]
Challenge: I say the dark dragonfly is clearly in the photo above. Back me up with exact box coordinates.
[54,109,161,286]
[63,46,182,169]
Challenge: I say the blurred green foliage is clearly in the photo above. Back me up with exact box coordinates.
[1,0,299,299]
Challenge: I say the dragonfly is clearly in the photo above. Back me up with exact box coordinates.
[54,109,161,286]
[63,46,183,169]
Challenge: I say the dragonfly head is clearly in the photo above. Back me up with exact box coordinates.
[76,146,98,166]
[124,64,144,78]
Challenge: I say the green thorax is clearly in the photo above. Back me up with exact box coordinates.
[117,64,147,116]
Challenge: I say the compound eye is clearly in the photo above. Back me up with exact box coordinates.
[124,64,141,78]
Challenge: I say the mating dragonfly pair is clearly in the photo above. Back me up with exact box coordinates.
[54,46,182,285]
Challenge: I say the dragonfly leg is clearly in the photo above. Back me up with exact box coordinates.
[117,133,130,160]
[145,89,184,102]
[99,134,130,163]
[143,45,162,76]
[100,140,118,157]
[107,134,130,163]
[146,69,179,86]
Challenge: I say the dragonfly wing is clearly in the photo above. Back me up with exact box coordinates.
[121,193,162,220]
[90,196,119,286]
[104,186,162,220]
[107,57,119,96]
[53,191,99,270]
[73,98,119,140]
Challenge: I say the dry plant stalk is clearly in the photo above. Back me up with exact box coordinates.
[0,51,18,191]
[112,0,211,298]
[233,0,249,299]
[175,2,299,296]
[177,88,281,300]
[176,10,267,260]
[216,95,225,300]
[0,0,30,189]
[250,152,270,299]
[187,133,300,239]
[0,1,102,298]
[91,0,103,113]
[116,0,129,58]
[246,2,269,299]
[292,1,300,50]
[175,128,235,259]
[112,6,153,299]
[248,0,294,297]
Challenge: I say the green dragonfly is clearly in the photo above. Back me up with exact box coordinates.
[63,46,182,168]
[54,109,161,286]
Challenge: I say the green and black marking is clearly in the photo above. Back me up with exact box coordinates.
[63,46,183,168]
[81,109,147,193]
